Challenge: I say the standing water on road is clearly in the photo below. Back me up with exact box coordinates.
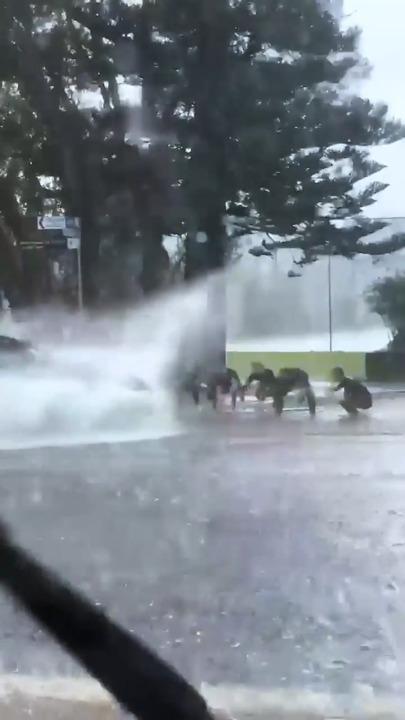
[0,281,404,719]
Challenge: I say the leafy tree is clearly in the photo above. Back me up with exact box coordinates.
[0,0,174,303]
[366,274,405,351]
[1,0,404,308]
[77,0,405,278]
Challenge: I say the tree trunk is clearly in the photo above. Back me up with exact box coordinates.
[140,232,170,295]
[0,216,23,304]
[390,329,405,352]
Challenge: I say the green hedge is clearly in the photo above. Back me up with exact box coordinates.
[365,352,405,382]
[226,351,366,381]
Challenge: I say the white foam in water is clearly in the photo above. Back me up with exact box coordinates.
[203,683,405,718]
[0,277,223,451]
[0,676,403,718]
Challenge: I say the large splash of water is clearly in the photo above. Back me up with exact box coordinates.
[0,277,223,450]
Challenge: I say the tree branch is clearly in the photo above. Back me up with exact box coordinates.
[352,233,405,256]
[249,232,405,259]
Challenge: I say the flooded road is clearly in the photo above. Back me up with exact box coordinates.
[0,398,404,716]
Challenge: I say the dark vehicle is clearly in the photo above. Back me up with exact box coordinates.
[0,335,35,365]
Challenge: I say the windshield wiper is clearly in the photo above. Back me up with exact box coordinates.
[0,521,213,720]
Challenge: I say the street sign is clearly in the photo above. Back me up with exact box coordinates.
[67,236,80,250]
[28,216,83,310]
[63,228,81,238]
[38,216,66,230]
[37,216,81,231]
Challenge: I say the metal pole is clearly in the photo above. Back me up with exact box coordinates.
[328,252,333,352]
[77,233,83,311]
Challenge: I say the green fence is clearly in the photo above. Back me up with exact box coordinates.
[226,351,366,381]
[365,352,405,382]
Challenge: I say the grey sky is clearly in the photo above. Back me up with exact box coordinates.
[345,0,405,120]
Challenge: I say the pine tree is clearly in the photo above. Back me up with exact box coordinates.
[2,0,404,304]
[0,0,110,301]
[79,0,404,275]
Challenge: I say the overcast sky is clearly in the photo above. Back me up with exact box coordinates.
[345,0,405,120]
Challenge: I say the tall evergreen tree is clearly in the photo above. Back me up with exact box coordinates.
[1,0,404,305]
[77,0,404,276]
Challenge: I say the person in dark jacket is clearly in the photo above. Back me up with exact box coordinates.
[244,364,316,416]
[245,363,276,401]
[206,367,244,409]
[183,369,202,406]
[331,367,372,416]
[176,368,201,406]
[277,367,317,416]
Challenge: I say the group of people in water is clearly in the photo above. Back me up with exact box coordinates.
[178,362,373,418]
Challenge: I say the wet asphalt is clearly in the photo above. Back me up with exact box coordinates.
[0,397,405,697]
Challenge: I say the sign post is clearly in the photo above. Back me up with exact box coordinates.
[37,216,83,310]
[66,233,83,311]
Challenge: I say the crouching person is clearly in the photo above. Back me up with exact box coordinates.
[207,367,244,410]
[332,367,372,416]
[244,364,316,417]
[275,368,316,417]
